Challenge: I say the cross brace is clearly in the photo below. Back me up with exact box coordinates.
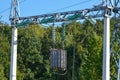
[10,6,120,24]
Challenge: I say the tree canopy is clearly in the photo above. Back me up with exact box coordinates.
[0,19,117,80]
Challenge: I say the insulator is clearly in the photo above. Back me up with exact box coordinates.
[52,25,55,48]
[40,17,55,24]
[67,13,82,21]
[62,25,65,49]
[62,26,65,41]
[16,19,31,27]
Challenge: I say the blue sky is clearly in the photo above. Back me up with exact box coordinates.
[0,0,102,23]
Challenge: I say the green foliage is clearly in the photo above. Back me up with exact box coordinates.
[0,26,11,80]
[0,19,117,80]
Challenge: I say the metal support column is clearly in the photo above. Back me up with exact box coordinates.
[10,27,18,80]
[9,0,19,80]
[117,54,120,80]
[102,10,110,80]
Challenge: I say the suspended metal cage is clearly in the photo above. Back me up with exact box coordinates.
[50,49,67,71]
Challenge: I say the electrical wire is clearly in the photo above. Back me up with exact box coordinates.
[0,0,26,14]
[48,0,92,13]
[9,0,21,19]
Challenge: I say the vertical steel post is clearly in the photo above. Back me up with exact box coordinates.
[10,27,18,80]
[102,10,110,80]
[117,54,120,80]
[10,0,19,80]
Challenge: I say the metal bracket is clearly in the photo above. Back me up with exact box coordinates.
[104,6,113,17]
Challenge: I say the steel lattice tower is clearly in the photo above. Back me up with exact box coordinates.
[9,0,120,80]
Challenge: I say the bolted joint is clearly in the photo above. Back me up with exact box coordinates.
[11,18,19,28]
[113,7,118,13]
[104,6,113,17]
[11,20,15,28]
[14,18,19,24]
